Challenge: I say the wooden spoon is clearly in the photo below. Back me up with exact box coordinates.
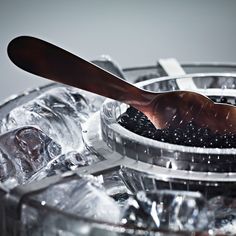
[7,36,236,134]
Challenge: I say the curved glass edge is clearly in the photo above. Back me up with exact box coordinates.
[17,172,214,236]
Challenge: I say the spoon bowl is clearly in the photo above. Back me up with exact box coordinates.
[7,36,236,134]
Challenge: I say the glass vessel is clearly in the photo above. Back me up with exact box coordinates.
[1,63,236,236]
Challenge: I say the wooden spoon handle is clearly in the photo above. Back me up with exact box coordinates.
[8,36,150,108]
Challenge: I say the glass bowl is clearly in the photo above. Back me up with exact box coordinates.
[101,73,236,170]
[98,73,236,197]
[1,64,236,236]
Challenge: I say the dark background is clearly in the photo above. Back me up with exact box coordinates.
[1,0,236,101]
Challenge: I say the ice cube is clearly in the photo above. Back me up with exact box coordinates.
[121,190,213,232]
[0,148,15,182]
[101,171,130,209]
[28,149,101,183]
[0,87,89,153]
[32,175,121,224]
[0,126,61,184]
[209,196,236,235]
[21,202,93,236]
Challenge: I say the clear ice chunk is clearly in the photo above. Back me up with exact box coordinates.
[121,190,213,232]
[209,196,236,235]
[0,126,61,184]
[0,147,15,182]
[0,86,90,153]
[21,202,94,236]
[32,175,121,224]
[28,149,101,183]
[102,171,130,209]
[0,85,105,185]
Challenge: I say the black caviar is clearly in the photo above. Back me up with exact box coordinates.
[118,96,236,148]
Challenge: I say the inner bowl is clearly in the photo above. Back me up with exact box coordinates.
[100,73,236,173]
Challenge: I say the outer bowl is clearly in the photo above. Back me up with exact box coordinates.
[1,64,236,236]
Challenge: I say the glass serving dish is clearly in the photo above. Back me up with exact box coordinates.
[84,73,235,194]
[1,63,236,236]
[101,73,236,167]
